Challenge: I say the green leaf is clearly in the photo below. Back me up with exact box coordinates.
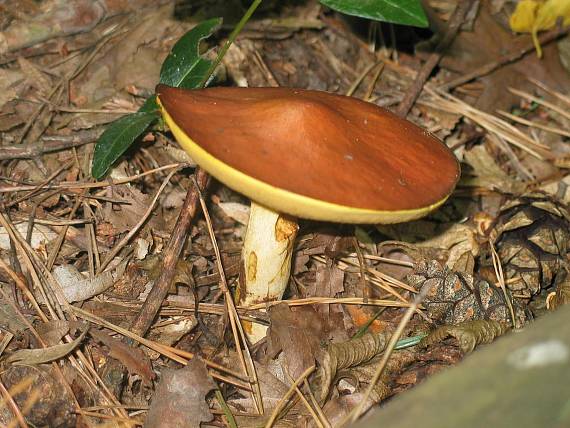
[91,18,222,179]
[159,17,223,89]
[91,112,158,179]
[138,95,159,113]
[320,0,428,28]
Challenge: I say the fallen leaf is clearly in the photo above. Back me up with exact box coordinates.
[89,328,155,383]
[145,358,216,428]
[0,295,32,335]
[101,184,164,234]
[230,361,289,413]
[52,264,114,303]
[267,303,325,380]
[461,145,526,193]
[35,320,70,346]
[0,68,22,110]
[6,328,88,365]
[217,201,250,225]
[0,222,57,251]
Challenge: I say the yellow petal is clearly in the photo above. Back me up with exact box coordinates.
[510,0,540,32]
[534,0,570,30]
[510,0,570,57]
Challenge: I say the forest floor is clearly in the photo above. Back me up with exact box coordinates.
[0,0,569,426]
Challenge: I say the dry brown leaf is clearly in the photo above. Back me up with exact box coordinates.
[377,221,480,268]
[0,68,22,110]
[228,362,289,418]
[315,261,345,298]
[0,296,31,335]
[0,222,57,251]
[145,358,216,428]
[101,184,164,234]
[69,4,175,106]
[89,328,155,383]
[267,303,325,380]
[462,145,526,193]
[35,320,70,346]
[53,264,115,303]
[5,328,88,365]
[319,393,375,428]
[149,317,197,348]
[217,201,251,226]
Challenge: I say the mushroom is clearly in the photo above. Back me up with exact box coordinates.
[156,84,460,342]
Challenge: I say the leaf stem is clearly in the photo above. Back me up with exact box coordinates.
[199,0,263,87]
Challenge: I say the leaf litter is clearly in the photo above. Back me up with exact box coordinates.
[0,0,570,426]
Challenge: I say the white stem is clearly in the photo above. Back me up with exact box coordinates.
[238,201,299,342]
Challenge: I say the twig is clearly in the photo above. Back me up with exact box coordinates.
[364,63,385,101]
[245,297,411,310]
[345,62,379,97]
[0,258,48,323]
[290,381,323,428]
[439,25,570,92]
[304,378,331,428]
[72,410,141,426]
[352,237,370,302]
[46,194,83,271]
[0,129,101,161]
[423,86,549,159]
[395,0,475,118]
[15,25,124,144]
[0,163,185,193]
[129,167,209,337]
[0,222,98,422]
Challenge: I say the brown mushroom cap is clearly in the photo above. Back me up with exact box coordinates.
[157,84,460,224]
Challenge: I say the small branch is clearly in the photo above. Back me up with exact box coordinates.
[395,0,475,118]
[0,129,102,161]
[439,25,570,92]
[0,163,184,194]
[129,167,209,337]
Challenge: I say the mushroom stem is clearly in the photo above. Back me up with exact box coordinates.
[238,201,299,342]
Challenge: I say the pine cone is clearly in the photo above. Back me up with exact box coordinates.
[406,259,527,328]
[482,192,570,299]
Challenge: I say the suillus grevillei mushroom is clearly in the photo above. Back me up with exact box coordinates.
[156,84,460,342]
